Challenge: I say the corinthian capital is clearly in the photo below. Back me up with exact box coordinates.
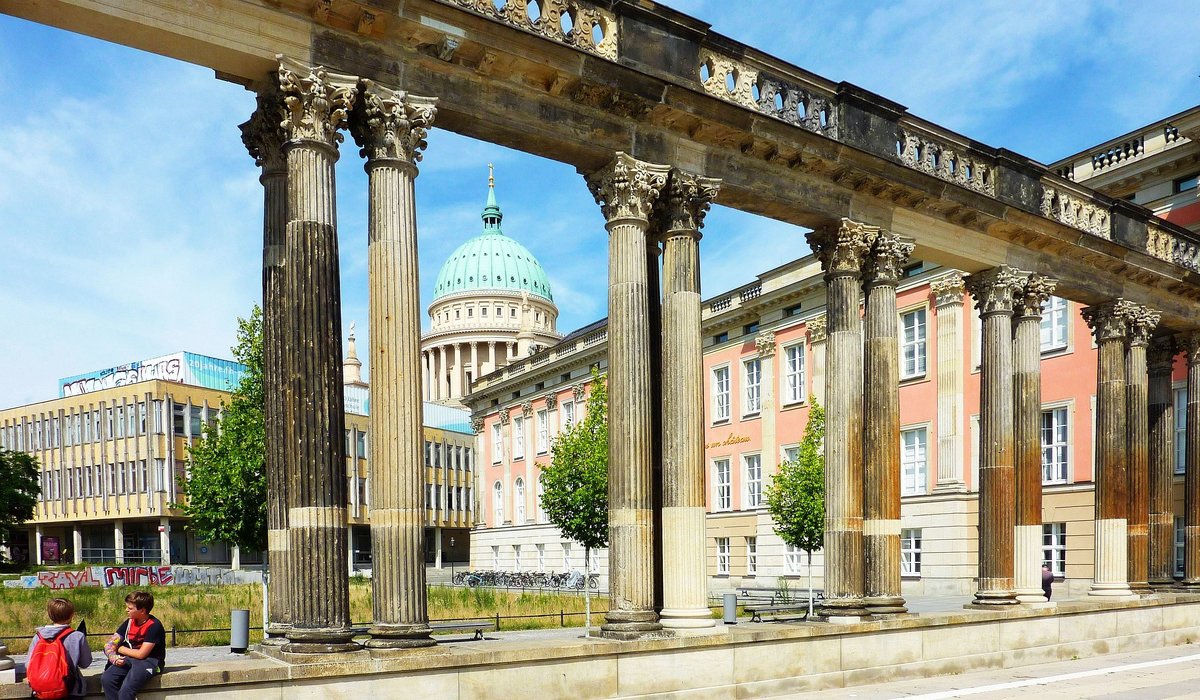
[349,81,438,165]
[1148,336,1177,375]
[755,331,776,358]
[807,315,827,343]
[239,82,288,173]
[657,170,721,236]
[1120,303,1160,347]
[1013,274,1057,319]
[276,56,357,147]
[1178,331,1200,366]
[806,218,878,279]
[862,230,914,287]
[1082,300,1132,343]
[964,266,1024,316]
[585,152,670,224]
[929,271,966,307]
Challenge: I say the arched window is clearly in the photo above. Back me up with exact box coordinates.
[493,481,504,525]
[515,477,526,524]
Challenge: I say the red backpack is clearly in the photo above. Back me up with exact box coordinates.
[27,627,73,699]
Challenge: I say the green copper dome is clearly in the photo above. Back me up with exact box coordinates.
[432,170,554,303]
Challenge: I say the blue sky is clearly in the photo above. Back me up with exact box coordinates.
[1,1,1197,408]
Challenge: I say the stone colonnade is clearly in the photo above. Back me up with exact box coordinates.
[423,340,516,401]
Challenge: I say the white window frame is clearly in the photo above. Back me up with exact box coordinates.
[562,542,573,573]
[713,458,731,511]
[712,365,731,423]
[784,543,803,574]
[742,358,762,416]
[513,544,522,572]
[536,543,546,572]
[491,423,503,464]
[746,537,757,575]
[1042,522,1066,577]
[514,477,526,524]
[1040,296,1069,353]
[900,307,928,380]
[492,545,499,569]
[1041,404,1070,485]
[512,416,525,460]
[900,528,922,576]
[743,453,762,509]
[493,481,504,525]
[782,342,806,406]
[901,426,928,496]
[1175,386,1187,475]
[716,537,730,575]
[781,444,800,464]
[561,400,575,431]
[536,409,549,454]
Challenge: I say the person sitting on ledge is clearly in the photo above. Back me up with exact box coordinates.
[101,591,166,700]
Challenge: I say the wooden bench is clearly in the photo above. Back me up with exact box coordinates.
[429,619,495,640]
[740,590,824,623]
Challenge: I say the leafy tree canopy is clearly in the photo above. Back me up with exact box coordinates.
[182,306,268,552]
[539,368,608,552]
[0,448,40,546]
[765,399,825,554]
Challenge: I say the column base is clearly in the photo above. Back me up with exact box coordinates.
[818,597,868,621]
[659,608,717,629]
[1014,589,1048,604]
[261,623,292,647]
[1088,582,1137,598]
[366,623,436,649]
[864,596,908,616]
[283,626,361,654]
[1129,581,1155,597]
[0,644,14,684]
[601,610,667,640]
[969,591,1018,607]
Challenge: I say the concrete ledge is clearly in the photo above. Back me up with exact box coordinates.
[5,594,1200,698]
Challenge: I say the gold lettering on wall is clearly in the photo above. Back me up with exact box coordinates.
[704,434,751,449]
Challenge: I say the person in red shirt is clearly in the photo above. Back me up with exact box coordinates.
[101,591,166,700]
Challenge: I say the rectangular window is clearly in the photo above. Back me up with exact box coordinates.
[1175,172,1199,193]
[712,366,731,422]
[901,528,922,576]
[357,431,367,459]
[536,543,545,572]
[1040,296,1068,352]
[784,543,803,574]
[492,545,499,570]
[513,544,522,572]
[742,358,761,415]
[1176,388,1187,475]
[901,428,928,496]
[492,423,503,464]
[536,409,549,454]
[743,454,762,508]
[115,407,125,439]
[561,400,575,431]
[714,331,729,344]
[716,537,730,575]
[1041,407,1069,484]
[714,458,731,511]
[900,308,928,379]
[784,344,806,405]
[512,416,525,460]
[562,542,572,572]
[782,445,800,463]
[746,537,757,575]
[1042,522,1066,577]
[189,406,203,437]
[1176,517,1186,577]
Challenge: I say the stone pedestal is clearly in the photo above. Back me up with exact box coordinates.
[585,153,670,639]
[806,218,875,621]
[1148,338,1177,589]
[964,267,1022,607]
[1125,306,1159,594]
[349,81,439,648]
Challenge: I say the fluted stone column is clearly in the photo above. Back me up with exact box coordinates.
[1148,337,1176,589]
[1125,305,1159,594]
[931,273,968,493]
[964,267,1022,607]
[239,81,292,644]
[585,152,670,639]
[1012,275,1055,604]
[348,81,438,649]
[806,218,875,621]
[1082,300,1136,598]
[646,234,664,612]
[862,231,913,616]
[276,58,358,653]
[658,171,719,629]
[1183,332,1200,589]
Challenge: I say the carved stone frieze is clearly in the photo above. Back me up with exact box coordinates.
[499,407,511,425]
[1012,274,1057,319]
[441,0,618,61]
[862,230,914,287]
[755,331,776,358]
[929,271,966,307]
[570,84,650,120]
[697,48,838,139]
[585,153,670,223]
[1082,300,1135,343]
[1147,336,1177,375]
[1147,224,1200,273]
[276,57,357,147]
[657,170,721,236]
[239,82,288,172]
[1040,184,1111,239]
[806,218,878,279]
[544,394,557,410]
[964,266,1024,316]
[349,82,438,165]
[898,130,995,196]
[807,315,827,343]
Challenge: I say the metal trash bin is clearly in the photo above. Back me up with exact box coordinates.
[723,593,738,625]
[230,609,250,654]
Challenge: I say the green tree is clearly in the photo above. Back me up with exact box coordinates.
[0,448,40,560]
[182,306,268,553]
[539,367,608,634]
[765,399,825,613]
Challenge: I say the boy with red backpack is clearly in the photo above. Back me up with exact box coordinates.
[27,597,92,698]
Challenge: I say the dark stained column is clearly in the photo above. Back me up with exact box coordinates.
[276,58,359,653]
[585,153,670,639]
[1147,337,1177,590]
[658,170,720,629]
[1012,275,1055,604]
[862,231,913,616]
[964,267,1022,607]
[1183,332,1200,589]
[239,81,291,644]
[647,232,664,614]
[1082,301,1134,598]
[1125,305,1160,594]
[806,218,875,621]
[348,81,439,648]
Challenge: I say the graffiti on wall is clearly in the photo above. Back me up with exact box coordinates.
[60,355,185,397]
[2,565,262,589]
